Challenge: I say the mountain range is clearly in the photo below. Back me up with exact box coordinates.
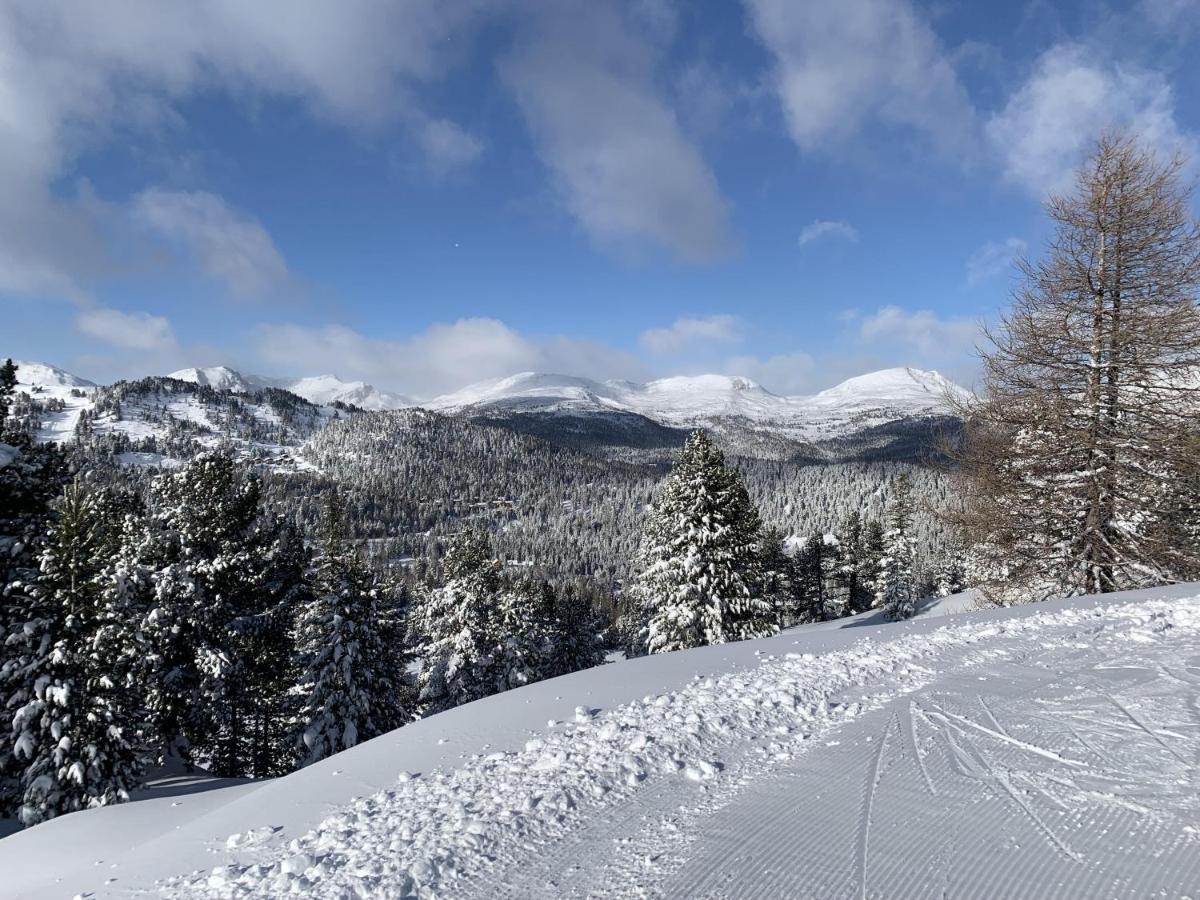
[9,360,967,464]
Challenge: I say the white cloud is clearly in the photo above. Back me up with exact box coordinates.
[743,0,977,157]
[500,2,731,262]
[416,118,485,176]
[639,315,743,355]
[798,220,859,249]
[132,189,289,297]
[75,306,177,351]
[721,351,817,395]
[256,318,648,400]
[987,44,1197,196]
[966,237,1026,286]
[0,0,487,301]
[857,305,979,362]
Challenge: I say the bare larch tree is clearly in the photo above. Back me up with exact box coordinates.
[953,131,1200,603]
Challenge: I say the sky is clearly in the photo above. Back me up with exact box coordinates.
[3,0,1199,400]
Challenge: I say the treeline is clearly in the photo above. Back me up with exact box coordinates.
[0,444,603,828]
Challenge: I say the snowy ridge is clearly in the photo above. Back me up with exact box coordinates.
[427,367,967,444]
[6,586,1191,898]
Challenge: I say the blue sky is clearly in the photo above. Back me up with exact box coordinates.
[3,0,1199,398]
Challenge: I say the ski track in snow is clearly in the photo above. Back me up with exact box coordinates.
[156,596,1200,899]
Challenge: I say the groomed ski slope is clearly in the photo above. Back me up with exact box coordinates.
[3,586,1200,898]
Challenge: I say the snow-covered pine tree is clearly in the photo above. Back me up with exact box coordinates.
[10,481,147,826]
[415,527,506,713]
[293,493,405,767]
[795,533,837,621]
[759,526,798,627]
[633,431,776,654]
[241,519,308,777]
[858,518,886,608]
[0,440,67,817]
[834,511,875,614]
[878,473,919,620]
[0,358,17,435]
[952,132,1200,601]
[496,577,555,690]
[134,450,278,773]
[545,582,607,677]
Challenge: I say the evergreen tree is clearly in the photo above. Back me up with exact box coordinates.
[0,358,17,436]
[878,474,919,620]
[632,431,776,654]
[0,441,67,816]
[759,527,799,626]
[496,577,555,690]
[133,450,280,772]
[10,481,146,826]
[546,582,607,676]
[795,533,837,621]
[415,527,504,713]
[834,511,875,614]
[293,493,406,767]
[858,518,886,608]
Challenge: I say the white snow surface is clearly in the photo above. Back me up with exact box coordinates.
[4,584,1200,898]
[426,368,968,440]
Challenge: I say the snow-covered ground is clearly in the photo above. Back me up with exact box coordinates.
[3,584,1199,898]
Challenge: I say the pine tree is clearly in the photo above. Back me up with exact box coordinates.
[496,577,555,690]
[859,518,888,609]
[759,526,799,626]
[134,451,276,771]
[0,358,17,436]
[878,474,919,620]
[546,582,607,677]
[415,527,504,713]
[953,132,1200,602]
[835,512,872,614]
[632,431,776,654]
[293,493,406,767]
[10,481,146,826]
[0,441,67,817]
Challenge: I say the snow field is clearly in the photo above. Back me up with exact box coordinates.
[162,596,1199,898]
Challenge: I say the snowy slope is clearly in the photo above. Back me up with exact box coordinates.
[3,583,1199,898]
[428,368,966,445]
[12,359,99,443]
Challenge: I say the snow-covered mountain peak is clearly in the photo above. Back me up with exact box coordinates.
[642,374,766,396]
[167,366,263,393]
[810,367,968,408]
[13,360,96,388]
[428,372,618,410]
[287,374,411,411]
